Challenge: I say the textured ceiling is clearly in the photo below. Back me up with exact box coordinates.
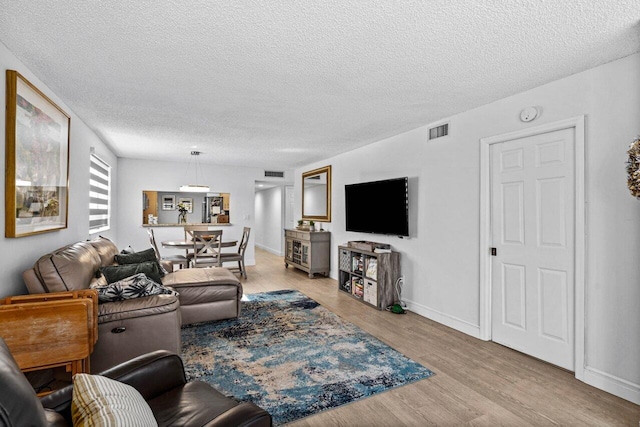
[0,1,639,169]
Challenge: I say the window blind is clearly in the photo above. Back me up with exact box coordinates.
[89,154,111,232]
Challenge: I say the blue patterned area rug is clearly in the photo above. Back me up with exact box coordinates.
[181,289,434,425]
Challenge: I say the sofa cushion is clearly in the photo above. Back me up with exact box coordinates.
[101,262,163,285]
[147,381,238,427]
[72,373,158,427]
[92,273,178,303]
[161,267,240,289]
[161,267,241,309]
[34,241,102,293]
[88,236,119,267]
[97,295,180,323]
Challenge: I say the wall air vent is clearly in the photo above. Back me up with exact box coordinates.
[428,123,449,140]
[264,170,285,178]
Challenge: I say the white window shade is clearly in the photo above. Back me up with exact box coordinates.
[90,154,111,232]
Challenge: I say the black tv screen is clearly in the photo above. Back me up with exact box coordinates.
[345,177,409,237]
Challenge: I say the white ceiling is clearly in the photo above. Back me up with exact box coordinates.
[0,1,638,169]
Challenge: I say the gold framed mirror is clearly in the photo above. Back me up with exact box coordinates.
[302,165,331,222]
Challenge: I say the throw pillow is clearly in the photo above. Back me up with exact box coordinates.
[120,245,135,255]
[101,261,163,285]
[115,247,155,265]
[92,273,177,303]
[114,248,165,277]
[71,373,158,427]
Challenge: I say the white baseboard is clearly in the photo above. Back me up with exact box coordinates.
[255,243,282,257]
[581,366,640,405]
[405,299,482,340]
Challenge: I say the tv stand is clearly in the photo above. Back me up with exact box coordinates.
[338,244,400,310]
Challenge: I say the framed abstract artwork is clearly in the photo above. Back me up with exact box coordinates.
[5,70,70,237]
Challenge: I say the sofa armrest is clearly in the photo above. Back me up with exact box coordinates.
[205,402,272,427]
[23,268,47,294]
[100,350,187,399]
[41,350,186,416]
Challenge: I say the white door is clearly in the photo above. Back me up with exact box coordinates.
[490,128,575,371]
[285,186,295,230]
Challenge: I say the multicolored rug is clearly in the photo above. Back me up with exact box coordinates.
[181,289,434,425]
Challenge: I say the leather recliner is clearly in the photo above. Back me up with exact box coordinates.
[0,337,272,427]
[22,235,244,372]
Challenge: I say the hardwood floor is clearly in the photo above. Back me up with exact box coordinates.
[241,248,640,426]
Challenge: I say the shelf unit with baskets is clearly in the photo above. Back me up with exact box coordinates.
[338,243,400,310]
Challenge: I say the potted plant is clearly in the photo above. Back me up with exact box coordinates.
[177,203,188,224]
[309,220,315,231]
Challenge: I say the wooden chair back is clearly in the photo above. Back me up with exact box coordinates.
[147,228,161,259]
[237,227,251,256]
[192,229,223,267]
[184,224,209,241]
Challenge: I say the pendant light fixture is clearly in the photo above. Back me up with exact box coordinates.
[180,151,210,193]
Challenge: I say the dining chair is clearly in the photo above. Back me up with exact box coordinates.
[190,229,223,268]
[147,228,187,270]
[183,224,209,260]
[219,227,250,279]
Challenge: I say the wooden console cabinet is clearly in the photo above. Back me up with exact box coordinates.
[284,229,330,278]
[338,245,401,310]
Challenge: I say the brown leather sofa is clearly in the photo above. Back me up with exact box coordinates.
[22,236,243,372]
[0,337,272,427]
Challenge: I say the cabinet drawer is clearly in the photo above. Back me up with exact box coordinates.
[285,230,309,240]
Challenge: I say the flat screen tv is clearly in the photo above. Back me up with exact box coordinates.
[345,177,409,237]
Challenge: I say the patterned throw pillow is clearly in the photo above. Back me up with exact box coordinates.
[92,273,177,303]
[72,373,158,427]
[120,245,136,255]
[101,261,163,284]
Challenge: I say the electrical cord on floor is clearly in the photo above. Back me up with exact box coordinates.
[385,277,407,314]
[395,276,406,308]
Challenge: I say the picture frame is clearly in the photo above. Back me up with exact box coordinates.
[5,70,70,238]
[161,195,176,210]
[178,197,193,213]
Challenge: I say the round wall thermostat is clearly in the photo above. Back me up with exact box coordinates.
[520,107,539,122]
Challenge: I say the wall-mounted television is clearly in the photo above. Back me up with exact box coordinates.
[345,177,409,237]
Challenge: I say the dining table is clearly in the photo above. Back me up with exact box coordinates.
[161,238,238,268]
[161,239,238,250]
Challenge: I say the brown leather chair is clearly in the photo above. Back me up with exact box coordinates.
[0,337,272,427]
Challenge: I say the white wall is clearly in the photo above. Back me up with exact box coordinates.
[296,53,640,404]
[303,184,327,217]
[116,159,288,265]
[254,186,284,255]
[0,41,118,298]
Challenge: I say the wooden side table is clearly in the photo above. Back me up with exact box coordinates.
[0,290,98,395]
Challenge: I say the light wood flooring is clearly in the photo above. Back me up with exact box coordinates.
[240,248,640,426]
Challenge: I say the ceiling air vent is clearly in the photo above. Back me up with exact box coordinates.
[264,170,284,178]
[428,123,449,140]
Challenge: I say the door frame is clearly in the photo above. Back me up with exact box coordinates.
[478,116,586,379]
